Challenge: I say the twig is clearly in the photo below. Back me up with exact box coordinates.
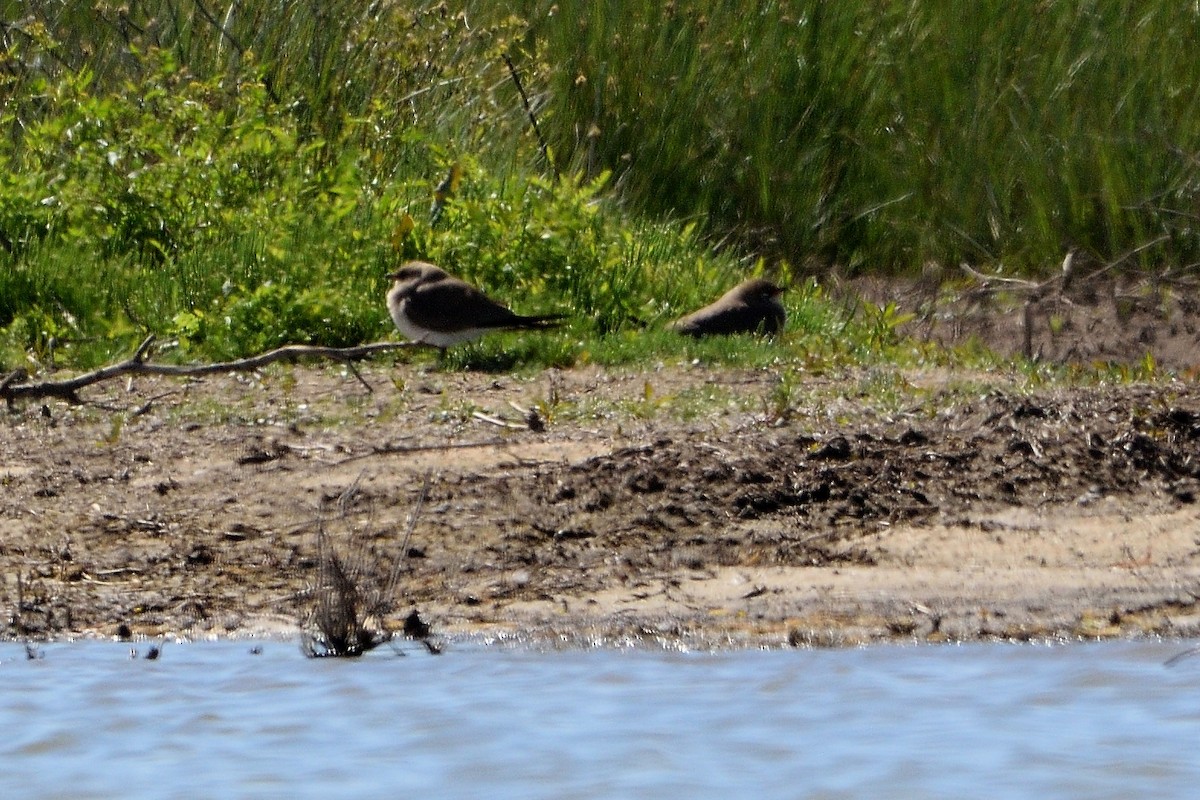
[132,390,178,417]
[1,337,426,404]
[1165,644,1200,667]
[332,438,518,466]
[1,368,29,394]
[190,0,282,104]
[959,264,1044,291]
[503,53,556,180]
[1078,234,1171,285]
[472,410,527,429]
[385,470,433,598]
[191,0,245,55]
[1022,298,1035,360]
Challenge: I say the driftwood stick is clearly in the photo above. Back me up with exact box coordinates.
[1,337,425,404]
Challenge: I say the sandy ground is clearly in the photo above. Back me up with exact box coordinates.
[4,356,1200,649]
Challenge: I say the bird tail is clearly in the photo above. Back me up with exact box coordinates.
[516,313,567,330]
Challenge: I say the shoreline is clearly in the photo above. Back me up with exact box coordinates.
[4,364,1200,649]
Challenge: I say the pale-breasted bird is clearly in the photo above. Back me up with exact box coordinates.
[386,261,563,349]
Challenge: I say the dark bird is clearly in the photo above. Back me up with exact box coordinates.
[386,261,563,349]
[668,278,786,337]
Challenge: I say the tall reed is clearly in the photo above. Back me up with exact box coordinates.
[521,0,1200,273]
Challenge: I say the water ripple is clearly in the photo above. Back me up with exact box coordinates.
[1,640,1198,798]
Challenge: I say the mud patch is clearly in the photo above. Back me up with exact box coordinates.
[2,364,1200,648]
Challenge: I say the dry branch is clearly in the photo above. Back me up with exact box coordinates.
[957,236,1179,360]
[1,335,425,405]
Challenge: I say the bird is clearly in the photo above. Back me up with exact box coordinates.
[386,261,563,349]
[668,278,786,337]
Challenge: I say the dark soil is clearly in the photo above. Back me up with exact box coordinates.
[4,354,1200,649]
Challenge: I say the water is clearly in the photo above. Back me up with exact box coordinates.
[2,638,1199,799]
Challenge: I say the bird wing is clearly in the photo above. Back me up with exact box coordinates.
[672,298,784,336]
[405,278,525,333]
[674,301,751,335]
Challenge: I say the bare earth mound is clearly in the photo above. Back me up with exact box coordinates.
[4,355,1200,649]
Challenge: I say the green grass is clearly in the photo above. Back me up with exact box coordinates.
[524,0,1200,273]
[2,1,1197,377]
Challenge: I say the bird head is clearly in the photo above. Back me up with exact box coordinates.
[736,278,786,302]
[387,261,447,297]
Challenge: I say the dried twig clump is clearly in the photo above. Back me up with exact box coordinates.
[301,521,386,658]
[8,572,50,659]
[300,471,438,658]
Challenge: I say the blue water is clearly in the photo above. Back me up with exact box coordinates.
[2,638,1199,799]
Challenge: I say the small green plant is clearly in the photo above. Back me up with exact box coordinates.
[764,370,802,423]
